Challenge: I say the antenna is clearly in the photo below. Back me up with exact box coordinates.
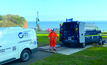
[37,11,39,17]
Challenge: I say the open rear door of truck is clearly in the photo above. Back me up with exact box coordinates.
[79,22,85,43]
[59,23,63,41]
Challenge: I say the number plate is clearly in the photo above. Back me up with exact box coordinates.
[68,37,71,40]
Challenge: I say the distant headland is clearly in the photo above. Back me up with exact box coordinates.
[0,14,26,27]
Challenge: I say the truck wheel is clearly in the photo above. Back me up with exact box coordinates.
[81,43,86,48]
[20,50,30,62]
[102,40,105,45]
[99,39,102,45]
[60,43,64,45]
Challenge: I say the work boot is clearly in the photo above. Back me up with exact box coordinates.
[53,49,56,51]
[49,49,52,51]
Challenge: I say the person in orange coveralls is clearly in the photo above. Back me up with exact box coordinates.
[48,29,57,51]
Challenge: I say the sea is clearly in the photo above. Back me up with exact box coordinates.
[27,21,107,31]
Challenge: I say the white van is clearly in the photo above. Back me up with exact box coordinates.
[0,27,38,64]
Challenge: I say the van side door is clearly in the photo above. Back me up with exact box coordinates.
[0,31,18,64]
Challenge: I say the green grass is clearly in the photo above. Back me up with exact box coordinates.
[32,34,107,65]
[37,36,61,47]
[36,31,59,34]
[101,32,107,34]
[102,36,107,39]
[37,34,59,36]
[37,33,107,46]
[30,46,107,65]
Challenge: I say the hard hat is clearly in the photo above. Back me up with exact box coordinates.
[51,29,54,31]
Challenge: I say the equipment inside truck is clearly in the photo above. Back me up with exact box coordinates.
[63,22,77,40]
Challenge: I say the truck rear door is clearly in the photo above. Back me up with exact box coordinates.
[79,22,85,43]
[59,23,63,41]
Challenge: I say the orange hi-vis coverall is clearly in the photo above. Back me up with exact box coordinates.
[48,32,57,48]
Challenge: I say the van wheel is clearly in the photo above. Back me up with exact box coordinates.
[99,39,102,45]
[20,50,30,62]
[102,40,105,45]
[81,43,86,48]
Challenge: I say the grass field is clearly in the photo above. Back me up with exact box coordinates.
[31,33,107,65]
[37,36,61,46]
[101,32,107,34]
[37,33,107,46]
[37,34,60,46]
[37,34,59,36]
[30,46,107,65]
[102,36,107,39]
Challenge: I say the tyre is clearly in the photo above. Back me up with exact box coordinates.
[81,43,86,48]
[60,42,65,45]
[20,50,30,62]
[102,40,105,45]
[98,39,102,45]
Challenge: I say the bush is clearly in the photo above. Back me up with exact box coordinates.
[0,15,2,21]
[0,14,26,27]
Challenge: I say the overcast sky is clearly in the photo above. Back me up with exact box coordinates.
[0,0,107,21]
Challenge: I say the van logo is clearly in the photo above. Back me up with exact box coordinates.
[34,41,36,45]
[18,32,24,38]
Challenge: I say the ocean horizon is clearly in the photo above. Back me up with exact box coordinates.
[27,21,107,31]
